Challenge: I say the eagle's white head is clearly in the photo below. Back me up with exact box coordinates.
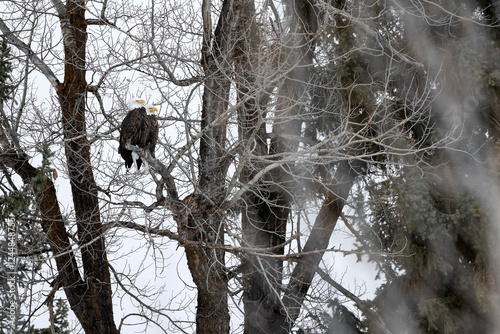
[128,98,146,109]
[145,104,159,116]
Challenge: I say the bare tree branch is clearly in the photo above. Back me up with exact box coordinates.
[317,267,393,334]
[0,18,60,89]
[50,0,67,17]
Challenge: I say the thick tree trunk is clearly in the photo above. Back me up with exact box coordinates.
[230,0,287,330]
[237,0,318,332]
[0,151,83,305]
[55,1,117,333]
[179,194,230,334]
[177,0,245,332]
[0,2,117,332]
[0,148,119,333]
[275,161,361,332]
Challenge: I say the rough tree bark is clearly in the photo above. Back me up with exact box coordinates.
[55,1,117,332]
[237,0,320,332]
[175,0,243,332]
[233,0,375,331]
[0,1,118,333]
[0,151,82,311]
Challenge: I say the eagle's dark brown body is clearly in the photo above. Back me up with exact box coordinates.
[118,105,158,170]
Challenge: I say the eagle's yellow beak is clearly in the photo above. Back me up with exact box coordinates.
[137,99,146,104]
[149,106,158,112]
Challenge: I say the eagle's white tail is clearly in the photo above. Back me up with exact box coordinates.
[131,151,140,170]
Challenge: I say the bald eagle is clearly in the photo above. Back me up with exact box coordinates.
[118,99,159,170]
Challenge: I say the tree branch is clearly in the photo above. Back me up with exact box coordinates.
[124,143,181,210]
[111,220,179,240]
[0,18,60,89]
[317,267,393,334]
[50,0,67,17]
[276,160,362,332]
[314,0,425,70]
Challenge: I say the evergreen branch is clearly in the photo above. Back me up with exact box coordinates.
[314,0,425,70]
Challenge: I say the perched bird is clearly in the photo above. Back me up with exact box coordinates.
[118,98,159,170]
[143,104,159,161]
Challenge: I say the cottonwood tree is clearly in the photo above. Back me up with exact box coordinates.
[1,0,500,333]
[1,1,117,333]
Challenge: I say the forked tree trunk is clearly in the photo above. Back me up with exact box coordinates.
[0,1,121,333]
[54,1,118,333]
[234,0,319,331]
[177,0,242,332]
